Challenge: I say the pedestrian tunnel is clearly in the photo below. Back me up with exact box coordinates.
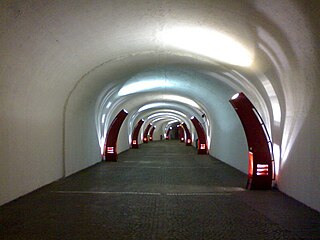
[2,1,319,212]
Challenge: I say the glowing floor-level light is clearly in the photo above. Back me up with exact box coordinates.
[158,26,254,67]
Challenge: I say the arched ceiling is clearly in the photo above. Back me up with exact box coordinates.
[1,0,318,168]
[1,0,319,211]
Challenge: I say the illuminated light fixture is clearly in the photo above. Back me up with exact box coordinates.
[231,93,240,100]
[106,102,112,108]
[158,26,254,67]
[256,164,269,176]
[143,137,147,141]
[101,114,106,124]
[150,137,153,140]
[181,138,184,141]
[168,120,179,125]
[200,144,206,150]
[259,74,282,124]
[118,79,173,96]
[170,127,172,129]
[190,116,195,120]
[138,103,168,112]
[132,140,137,145]
[107,147,114,154]
[147,111,186,119]
[273,143,280,175]
[152,117,166,123]
[248,151,254,177]
[163,94,200,109]
[187,139,191,144]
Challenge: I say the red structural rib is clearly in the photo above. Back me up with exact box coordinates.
[143,123,152,143]
[178,125,184,142]
[131,119,144,149]
[182,123,192,146]
[190,116,208,154]
[229,92,273,190]
[149,126,155,141]
[103,109,128,161]
[166,128,171,140]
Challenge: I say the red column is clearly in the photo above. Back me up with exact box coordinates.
[103,109,128,161]
[178,125,184,142]
[143,123,152,143]
[190,116,208,154]
[166,128,171,140]
[229,92,273,190]
[182,123,192,146]
[131,119,144,149]
[149,126,155,141]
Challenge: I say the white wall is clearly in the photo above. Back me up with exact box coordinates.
[0,96,64,205]
[65,87,101,176]
[277,84,320,211]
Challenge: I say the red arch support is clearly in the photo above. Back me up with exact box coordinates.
[132,119,144,149]
[182,123,192,146]
[229,92,273,190]
[143,123,152,143]
[103,109,128,161]
[149,126,155,141]
[190,116,208,154]
[178,125,184,142]
[166,128,171,140]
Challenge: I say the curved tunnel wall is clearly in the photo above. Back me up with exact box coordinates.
[0,1,319,212]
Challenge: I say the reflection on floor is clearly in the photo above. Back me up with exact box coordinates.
[1,140,319,239]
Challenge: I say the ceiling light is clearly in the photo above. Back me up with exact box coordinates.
[159,26,253,67]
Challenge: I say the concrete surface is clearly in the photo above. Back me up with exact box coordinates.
[0,141,319,239]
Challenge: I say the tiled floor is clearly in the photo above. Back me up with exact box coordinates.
[1,141,319,239]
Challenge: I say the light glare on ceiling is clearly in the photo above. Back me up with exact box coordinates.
[118,79,173,96]
[159,26,253,67]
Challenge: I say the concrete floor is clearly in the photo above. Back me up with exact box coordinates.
[0,140,319,239]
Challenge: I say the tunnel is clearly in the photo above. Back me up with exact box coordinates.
[1,0,320,237]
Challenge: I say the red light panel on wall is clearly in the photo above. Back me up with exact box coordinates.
[107,147,114,154]
[103,109,128,161]
[190,116,208,154]
[182,123,192,146]
[257,164,269,176]
[132,119,144,149]
[248,151,253,177]
[229,92,273,189]
[143,123,152,143]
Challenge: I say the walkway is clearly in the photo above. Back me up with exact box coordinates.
[1,141,319,239]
